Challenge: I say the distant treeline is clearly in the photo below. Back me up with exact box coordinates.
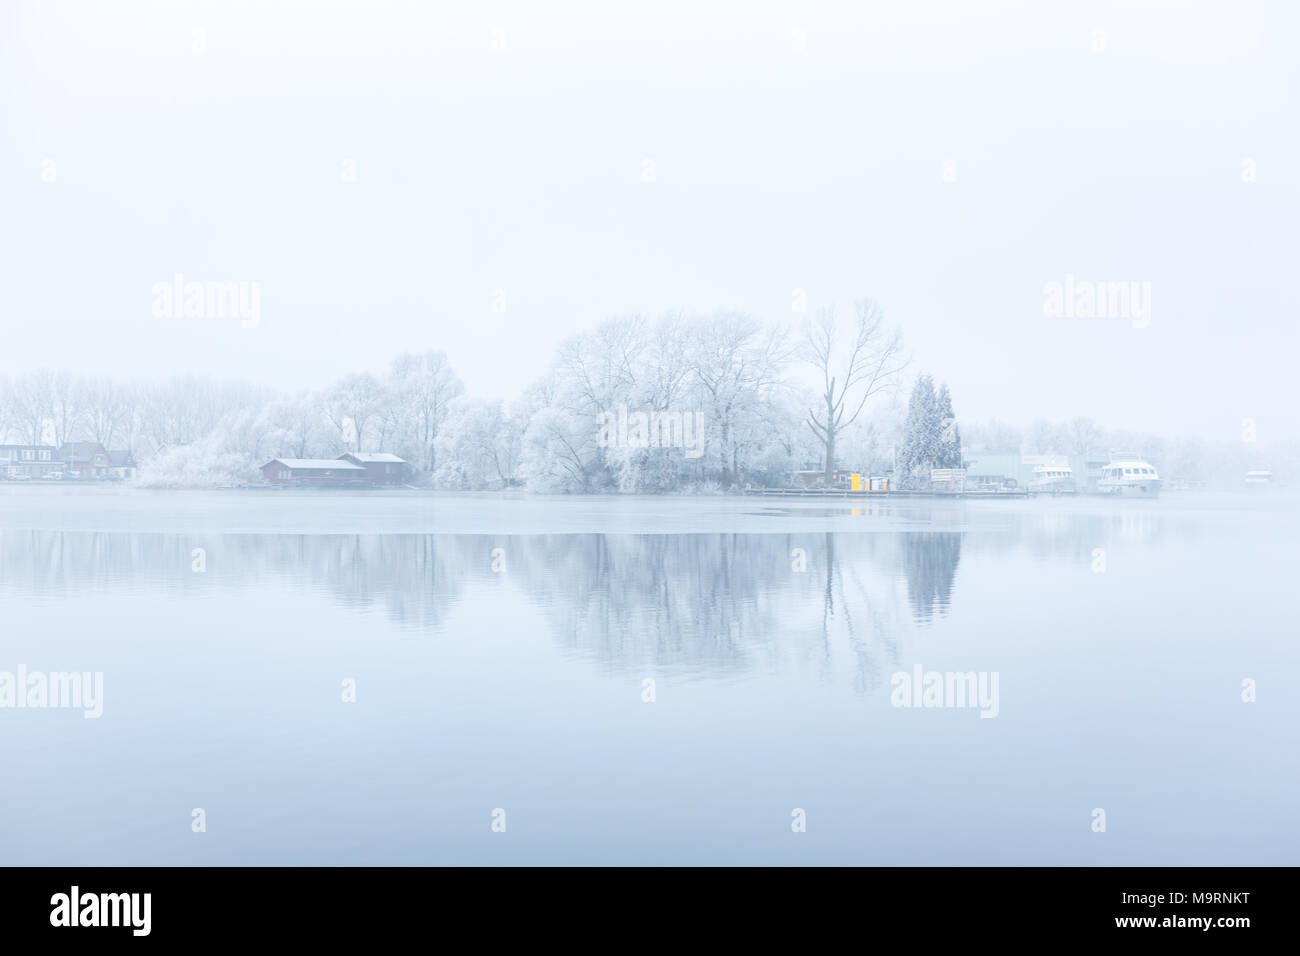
[0,306,1290,491]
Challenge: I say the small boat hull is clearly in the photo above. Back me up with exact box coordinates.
[1096,480,1162,499]
[1028,479,1077,495]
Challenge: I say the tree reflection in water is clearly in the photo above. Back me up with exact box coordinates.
[0,510,1185,693]
[899,532,963,625]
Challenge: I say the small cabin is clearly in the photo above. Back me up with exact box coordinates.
[59,441,110,479]
[261,458,368,485]
[0,444,59,479]
[108,450,137,480]
[338,452,407,485]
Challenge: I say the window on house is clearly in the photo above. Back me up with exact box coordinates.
[21,450,33,460]
[38,450,50,460]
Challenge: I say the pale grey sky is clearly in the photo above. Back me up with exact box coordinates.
[2,0,1296,441]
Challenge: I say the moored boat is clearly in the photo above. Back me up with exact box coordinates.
[1096,454,1162,498]
[1027,462,1077,495]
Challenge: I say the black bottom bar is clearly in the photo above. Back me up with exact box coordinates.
[0,866,1283,943]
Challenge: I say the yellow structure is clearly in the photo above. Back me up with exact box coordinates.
[850,473,862,491]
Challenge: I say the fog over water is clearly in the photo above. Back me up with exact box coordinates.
[1,488,1293,864]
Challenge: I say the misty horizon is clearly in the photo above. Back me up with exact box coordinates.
[3,1,1297,443]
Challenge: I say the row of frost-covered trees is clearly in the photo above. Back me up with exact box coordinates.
[1,302,1289,491]
[0,302,911,490]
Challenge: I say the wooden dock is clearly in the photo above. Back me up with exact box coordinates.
[743,488,1032,499]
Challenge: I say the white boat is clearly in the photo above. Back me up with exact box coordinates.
[1027,462,1077,495]
[1245,470,1273,485]
[1096,455,1162,499]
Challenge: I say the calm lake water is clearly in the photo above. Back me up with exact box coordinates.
[1,486,1296,865]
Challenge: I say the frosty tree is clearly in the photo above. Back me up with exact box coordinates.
[802,300,907,487]
[898,376,960,485]
[935,383,961,469]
